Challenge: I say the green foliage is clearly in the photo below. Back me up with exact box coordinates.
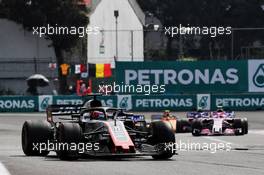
[138,0,264,27]
[137,0,264,59]
[0,87,15,96]
[1,0,89,53]
[1,0,89,94]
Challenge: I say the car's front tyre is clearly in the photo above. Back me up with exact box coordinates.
[192,120,202,136]
[234,119,245,135]
[57,123,82,161]
[148,121,176,160]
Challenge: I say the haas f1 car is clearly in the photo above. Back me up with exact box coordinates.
[191,110,248,136]
[21,97,176,160]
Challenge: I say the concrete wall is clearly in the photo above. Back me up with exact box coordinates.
[87,0,144,67]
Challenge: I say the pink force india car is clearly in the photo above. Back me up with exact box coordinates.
[191,110,248,136]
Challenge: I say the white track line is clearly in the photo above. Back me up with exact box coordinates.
[0,162,11,175]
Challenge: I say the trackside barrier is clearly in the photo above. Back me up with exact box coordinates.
[0,96,38,112]
[0,94,264,112]
[212,94,264,111]
[116,94,196,111]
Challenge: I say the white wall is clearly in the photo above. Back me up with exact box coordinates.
[87,0,144,67]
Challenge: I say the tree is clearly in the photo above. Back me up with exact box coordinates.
[137,0,264,59]
[138,0,205,58]
[1,0,89,93]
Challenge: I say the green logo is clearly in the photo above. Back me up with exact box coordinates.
[119,97,129,108]
[40,97,50,110]
[253,64,264,88]
[198,96,208,109]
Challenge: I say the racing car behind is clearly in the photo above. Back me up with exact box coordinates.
[151,110,192,133]
[191,108,248,136]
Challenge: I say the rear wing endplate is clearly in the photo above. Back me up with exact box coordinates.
[46,105,83,122]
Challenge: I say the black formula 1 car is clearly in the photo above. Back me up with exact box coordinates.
[21,97,176,160]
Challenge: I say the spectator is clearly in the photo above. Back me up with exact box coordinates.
[78,82,92,96]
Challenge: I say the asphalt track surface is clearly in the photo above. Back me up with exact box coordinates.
[0,112,264,175]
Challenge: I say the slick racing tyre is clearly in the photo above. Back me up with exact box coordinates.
[192,120,202,136]
[57,123,82,161]
[234,119,245,135]
[176,120,182,133]
[176,119,190,133]
[148,121,175,160]
[242,118,248,135]
[22,120,52,156]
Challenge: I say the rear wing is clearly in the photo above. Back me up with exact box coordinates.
[116,112,145,122]
[132,115,145,122]
[211,111,235,118]
[46,105,83,122]
[226,111,235,117]
[151,115,163,121]
[186,111,210,118]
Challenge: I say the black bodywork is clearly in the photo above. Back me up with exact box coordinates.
[22,98,176,160]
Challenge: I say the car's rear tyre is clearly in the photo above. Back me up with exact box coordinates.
[148,121,175,160]
[22,120,52,156]
[192,120,202,136]
[234,119,244,135]
[57,123,82,161]
[177,119,190,133]
[176,120,182,133]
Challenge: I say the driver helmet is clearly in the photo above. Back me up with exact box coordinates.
[216,106,224,112]
[163,110,171,117]
[197,107,203,113]
[91,111,104,120]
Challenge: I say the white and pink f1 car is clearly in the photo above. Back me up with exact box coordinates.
[191,108,248,136]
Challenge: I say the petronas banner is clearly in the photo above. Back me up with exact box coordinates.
[0,96,38,112]
[248,60,264,92]
[211,94,264,111]
[0,94,263,112]
[116,95,196,112]
[116,60,264,93]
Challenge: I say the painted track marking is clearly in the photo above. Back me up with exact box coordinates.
[0,162,11,175]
